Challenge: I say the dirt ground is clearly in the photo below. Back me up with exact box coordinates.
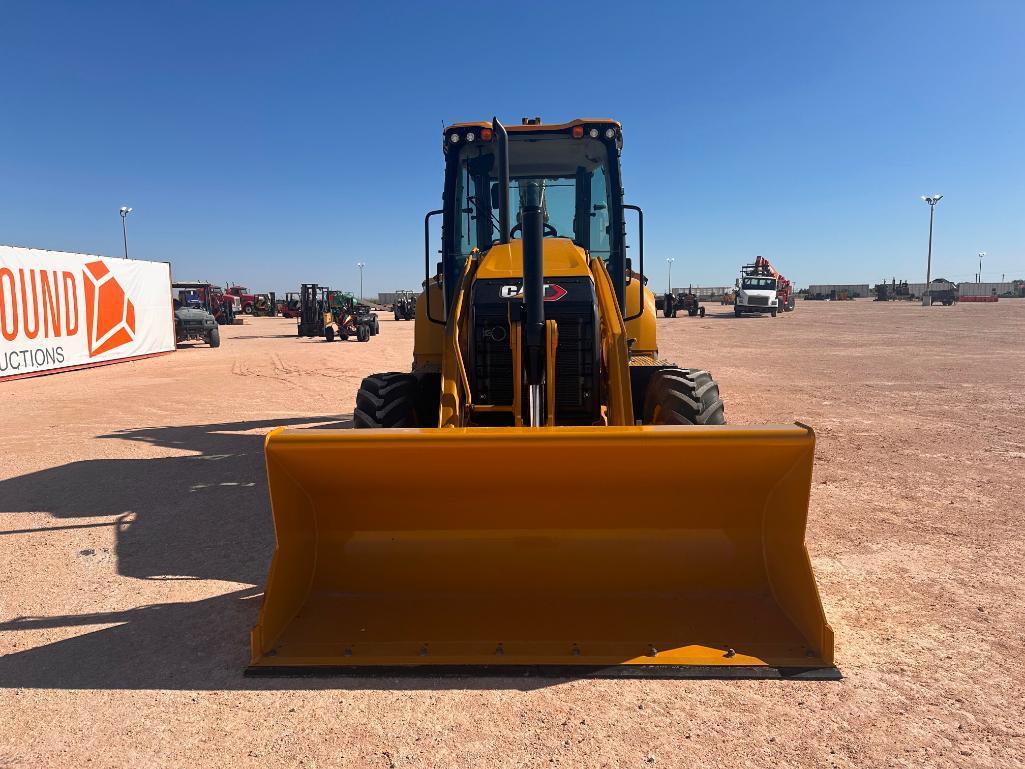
[1,300,1023,768]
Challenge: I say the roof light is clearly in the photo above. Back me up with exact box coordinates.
[466,131,476,142]
[588,128,599,138]
[449,133,460,143]
[480,128,493,141]
[604,128,616,139]
[571,125,584,138]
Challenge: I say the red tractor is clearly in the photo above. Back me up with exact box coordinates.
[225,285,259,314]
[276,292,302,318]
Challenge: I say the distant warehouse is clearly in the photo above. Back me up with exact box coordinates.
[806,284,871,299]
[959,282,1016,297]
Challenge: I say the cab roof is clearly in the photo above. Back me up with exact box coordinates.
[443,118,622,134]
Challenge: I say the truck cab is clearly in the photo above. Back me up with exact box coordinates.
[735,275,779,317]
[225,285,258,314]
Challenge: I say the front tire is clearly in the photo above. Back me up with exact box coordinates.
[356,324,371,342]
[208,327,221,348]
[325,326,335,342]
[355,373,420,427]
[642,368,725,425]
[734,307,742,317]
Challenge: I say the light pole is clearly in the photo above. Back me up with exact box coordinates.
[666,257,674,294]
[119,206,133,259]
[977,252,986,283]
[920,194,942,305]
[356,262,366,302]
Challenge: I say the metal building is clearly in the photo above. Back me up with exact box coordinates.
[959,282,1013,297]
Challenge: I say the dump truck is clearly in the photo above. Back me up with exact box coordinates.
[250,117,836,679]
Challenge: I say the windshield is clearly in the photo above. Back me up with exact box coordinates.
[742,277,777,290]
[452,135,612,263]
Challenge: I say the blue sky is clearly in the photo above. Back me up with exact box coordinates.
[2,1,1023,295]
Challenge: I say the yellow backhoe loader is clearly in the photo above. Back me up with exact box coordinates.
[250,117,837,678]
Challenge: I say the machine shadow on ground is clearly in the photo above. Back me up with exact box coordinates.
[229,332,304,340]
[0,416,566,692]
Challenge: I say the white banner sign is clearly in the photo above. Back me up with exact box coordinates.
[1,245,175,381]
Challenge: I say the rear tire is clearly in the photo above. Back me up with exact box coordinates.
[642,368,726,425]
[734,307,742,317]
[325,326,335,342]
[355,373,419,428]
[357,324,370,342]
[372,318,380,335]
[208,327,221,348]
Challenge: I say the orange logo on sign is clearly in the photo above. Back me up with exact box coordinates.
[83,261,135,357]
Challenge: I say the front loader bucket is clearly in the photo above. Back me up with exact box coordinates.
[250,424,837,678]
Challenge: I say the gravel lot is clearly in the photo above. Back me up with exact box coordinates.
[1,300,1023,768]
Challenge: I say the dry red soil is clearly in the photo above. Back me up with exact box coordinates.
[1,300,1023,768]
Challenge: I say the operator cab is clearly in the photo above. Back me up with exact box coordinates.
[438,119,627,314]
[741,276,777,291]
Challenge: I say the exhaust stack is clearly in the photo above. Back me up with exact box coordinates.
[494,116,546,425]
